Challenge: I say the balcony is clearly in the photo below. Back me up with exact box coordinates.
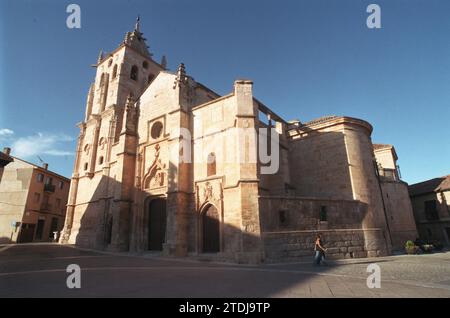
[44,183,56,193]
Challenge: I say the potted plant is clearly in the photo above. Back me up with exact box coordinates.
[405,240,418,254]
[421,244,434,253]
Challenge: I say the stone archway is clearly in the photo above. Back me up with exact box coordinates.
[147,198,167,251]
[202,204,220,253]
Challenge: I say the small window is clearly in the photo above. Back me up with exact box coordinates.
[37,173,44,183]
[45,177,53,185]
[112,64,118,78]
[84,163,88,171]
[99,137,106,150]
[130,65,138,81]
[34,193,41,203]
[151,121,163,139]
[99,156,104,165]
[99,73,105,87]
[143,61,149,69]
[207,153,216,177]
[56,198,61,208]
[320,206,327,222]
[279,210,287,225]
[59,181,64,189]
[108,59,113,67]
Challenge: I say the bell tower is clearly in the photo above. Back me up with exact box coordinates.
[61,17,166,250]
[85,17,165,124]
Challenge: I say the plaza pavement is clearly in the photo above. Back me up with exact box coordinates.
[0,243,449,298]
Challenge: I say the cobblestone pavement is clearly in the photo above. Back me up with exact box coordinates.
[0,243,449,298]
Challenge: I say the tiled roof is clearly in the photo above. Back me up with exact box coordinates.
[436,176,450,192]
[408,175,450,196]
[301,116,338,126]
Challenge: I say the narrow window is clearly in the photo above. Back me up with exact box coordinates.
[84,163,88,171]
[45,177,53,185]
[320,206,327,222]
[99,156,104,165]
[112,64,118,78]
[130,65,138,81]
[279,210,287,225]
[143,61,149,69]
[207,153,216,177]
[99,73,105,87]
[37,173,44,183]
[59,181,64,189]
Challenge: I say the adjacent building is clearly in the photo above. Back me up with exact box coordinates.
[0,150,70,243]
[60,19,418,263]
[373,144,418,250]
[409,175,450,246]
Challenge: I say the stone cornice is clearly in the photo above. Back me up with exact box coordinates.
[288,116,373,139]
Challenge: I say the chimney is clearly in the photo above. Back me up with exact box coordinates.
[43,163,48,170]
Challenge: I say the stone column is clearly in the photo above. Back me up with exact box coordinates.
[343,119,392,257]
[84,83,94,122]
[233,80,264,264]
[60,123,86,244]
[87,117,101,178]
[109,97,138,251]
[164,109,191,257]
[163,69,193,257]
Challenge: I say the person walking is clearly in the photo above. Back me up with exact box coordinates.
[313,234,327,266]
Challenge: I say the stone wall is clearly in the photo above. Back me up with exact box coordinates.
[259,196,389,261]
[263,229,369,262]
[289,129,353,200]
[0,159,31,242]
[380,181,418,249]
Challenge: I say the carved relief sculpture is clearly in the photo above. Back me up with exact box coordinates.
[143,144,166,189]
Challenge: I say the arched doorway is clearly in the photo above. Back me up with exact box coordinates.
[202,204,220,253]
[147,198,166,251]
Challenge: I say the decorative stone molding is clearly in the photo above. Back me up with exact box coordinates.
[195,177,223,212]
[143,144,167,190]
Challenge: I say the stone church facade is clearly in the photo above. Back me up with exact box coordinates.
[60,20,417,263]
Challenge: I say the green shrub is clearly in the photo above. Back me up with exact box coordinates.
[405,240,415,248]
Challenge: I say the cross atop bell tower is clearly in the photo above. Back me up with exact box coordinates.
[123,15,152,58]
[135,15,140,32]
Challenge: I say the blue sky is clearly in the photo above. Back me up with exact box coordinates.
[0,0,449,184]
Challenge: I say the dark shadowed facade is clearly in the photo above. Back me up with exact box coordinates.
[409,175,450,246]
